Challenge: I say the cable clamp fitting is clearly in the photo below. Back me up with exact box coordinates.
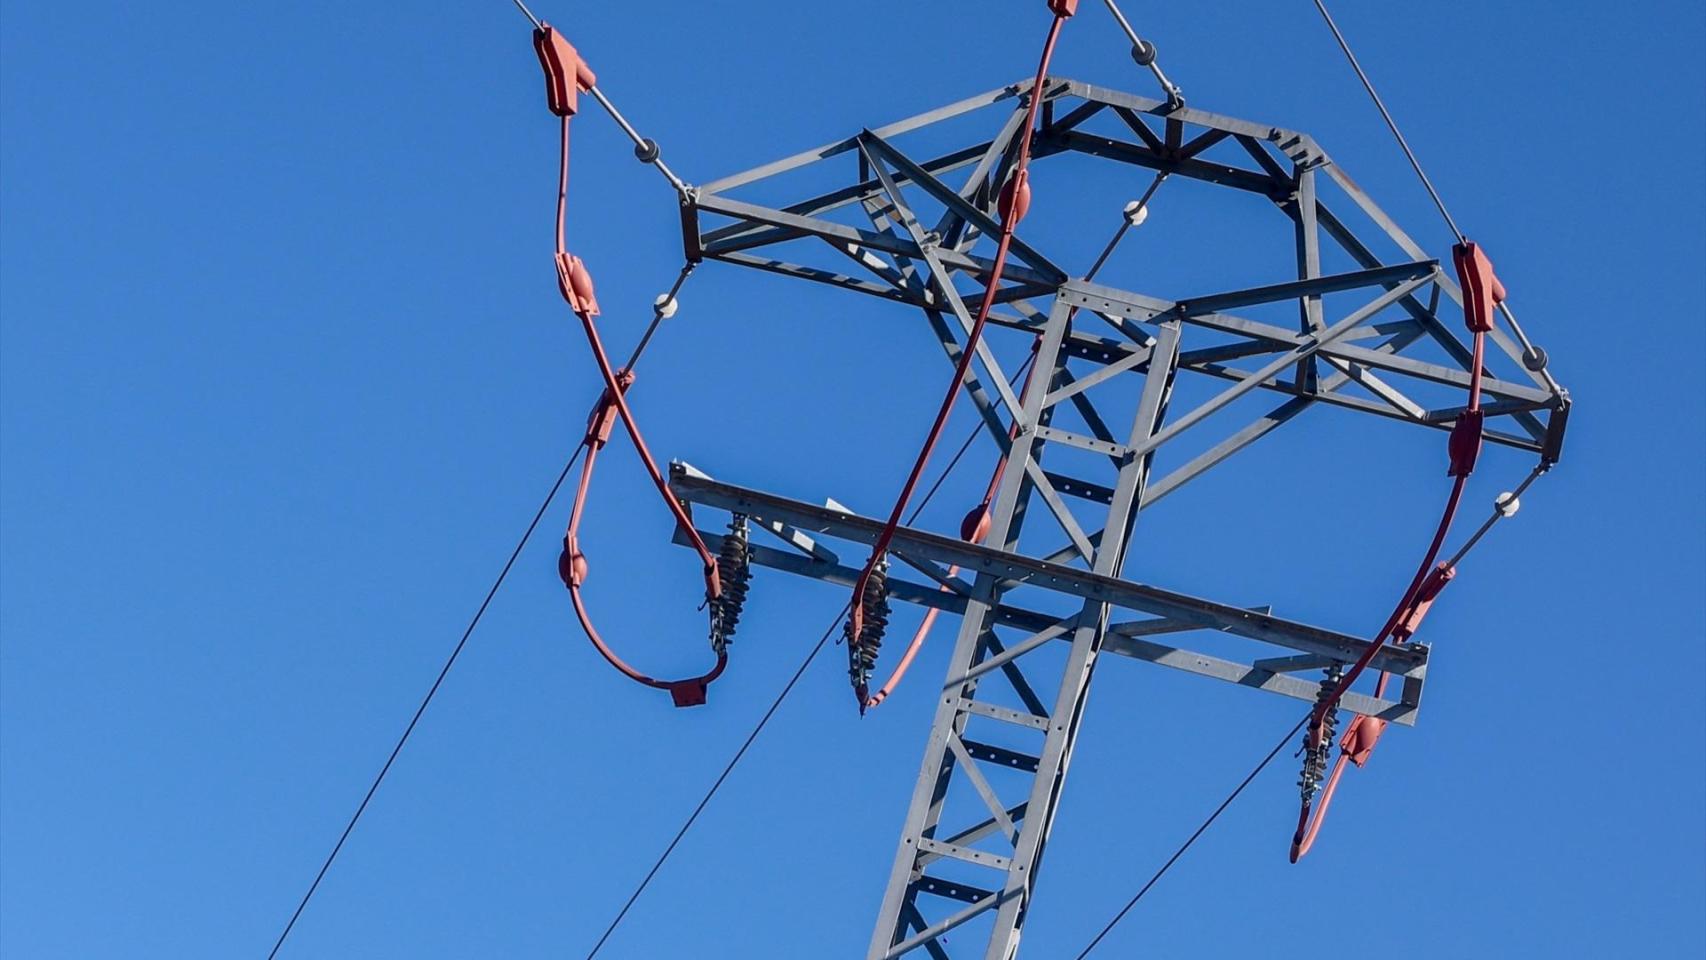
[1452,241,1506,335]
[558,535,588,589]
[1447,409,1485,478]
[1392,563,1455,643]
[556,252,601,316]
[666,678,708,708]
[533,25,597,117]
[583,369,634,449]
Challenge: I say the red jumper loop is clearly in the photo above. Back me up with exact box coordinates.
[1291,241,1506,858]
[535,26,728,707]
[845,7,1072,707]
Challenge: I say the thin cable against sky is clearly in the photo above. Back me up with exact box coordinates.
[583,378,1024,956]
[1310,0,1464,244]
[1072,713,1310,959]
[265,447,583,960]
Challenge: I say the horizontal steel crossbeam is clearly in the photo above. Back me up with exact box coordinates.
[669,463,1428,720]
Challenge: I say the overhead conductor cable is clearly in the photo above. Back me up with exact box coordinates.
[1101,0,1184,108]
[1289,0,1563,861]
[863,183,1162,712]
[531,16,742,707]
[846,0,1078,712]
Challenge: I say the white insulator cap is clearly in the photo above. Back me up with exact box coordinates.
[1494,492,1520,518]
[1123,200,1150,227]
[654,293,679,319]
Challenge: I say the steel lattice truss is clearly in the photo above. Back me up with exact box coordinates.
[664,77,1569,960]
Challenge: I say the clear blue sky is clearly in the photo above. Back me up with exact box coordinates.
[3,1,1702,957]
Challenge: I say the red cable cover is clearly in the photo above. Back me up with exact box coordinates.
[863,342,1043,711]
[1290,240,1500,859]
[847,8,1072,703]
[536,30,727,705]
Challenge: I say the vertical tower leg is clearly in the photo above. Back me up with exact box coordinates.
[867,298,1182,960]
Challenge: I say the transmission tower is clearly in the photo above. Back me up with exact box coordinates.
[258,7,1572,959]
[663,75,1569,958]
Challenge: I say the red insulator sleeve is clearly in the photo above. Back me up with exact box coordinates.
[1447,409,1484,477]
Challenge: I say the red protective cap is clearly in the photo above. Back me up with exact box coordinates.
[998,169,1032,225]
[1452,241,1505,334]
[1339,715,1387,767]
[959,503,992,543]
[558,536,588,588]
[1447,409,1485,478]
[1048,0,1079,17]
[533,26,597,117]
[556,253,600,316]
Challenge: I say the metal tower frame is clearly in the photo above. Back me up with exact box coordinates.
[665,76,1568,959]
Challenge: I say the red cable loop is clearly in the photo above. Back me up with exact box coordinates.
[542,85,724,704]
[562,437,727,708]
[847,11,1071,690]
[552,117,718,592]
[1290,239,1505,858]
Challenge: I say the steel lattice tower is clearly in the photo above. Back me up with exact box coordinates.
[663,77,1568,959]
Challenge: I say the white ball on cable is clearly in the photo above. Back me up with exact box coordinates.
[1494,492,1520,518]
[654,293,679,319]
[1123,199,1150,227]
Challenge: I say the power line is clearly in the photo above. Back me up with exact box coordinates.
[1310,0,1465,244]
[584,392,1011,957]
[508,0,541,30]
[1072,712,1310,959]
[583,602,849,959]
[265,447,584,960]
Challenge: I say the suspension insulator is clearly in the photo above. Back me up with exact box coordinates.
[1298,664,1344,804]
[846,558,892,703]
[709,514,753,654]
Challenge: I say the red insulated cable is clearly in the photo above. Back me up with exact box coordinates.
[863,342,1043,711]
[553,118,719,587]
[1289,318,1488,859]
[564,434,727,705]
[862,448,1001,712]
[847,11,1071,687]
[1290,749,1352,861]
[549,113,726,705]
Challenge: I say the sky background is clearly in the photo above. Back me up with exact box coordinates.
[3,1,1703,957]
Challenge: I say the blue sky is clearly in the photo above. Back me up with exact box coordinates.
[3,1,1702,957]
